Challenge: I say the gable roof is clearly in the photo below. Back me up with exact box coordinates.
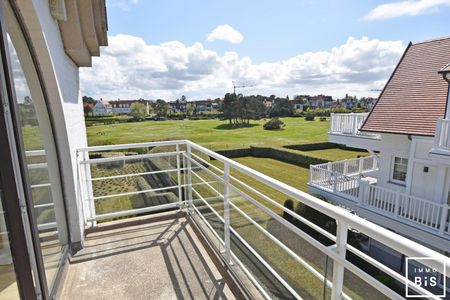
[439,62,450,74]
[361,37,450,136]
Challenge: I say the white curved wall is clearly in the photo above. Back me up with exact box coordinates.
[15,0,89,246]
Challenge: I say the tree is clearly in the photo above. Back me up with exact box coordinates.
[220,93,238,125]
[269,98,293,117]
[130,102,147,119]
[155,99,170,117]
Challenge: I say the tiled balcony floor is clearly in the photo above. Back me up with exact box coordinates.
[59,211,238,300]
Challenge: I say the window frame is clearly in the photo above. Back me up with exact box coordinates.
[391,156,409,184]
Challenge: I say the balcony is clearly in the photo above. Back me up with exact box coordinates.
[431,118,450,156]
[60,140,450,299]
[309,157,450,243]
[328,114,380,148]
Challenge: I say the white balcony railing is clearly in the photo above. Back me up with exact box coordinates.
[310,159,450,237]
[76,141,449,299]
[329,113,380,138]
[433,118,450,153]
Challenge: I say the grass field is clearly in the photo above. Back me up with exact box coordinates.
[86,117,367,161]
[87,118,330,149]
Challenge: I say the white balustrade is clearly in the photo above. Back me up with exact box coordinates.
[329,113,380,138]
[76,140,450,300]
[433,118,450,152]
[310,157,450,237]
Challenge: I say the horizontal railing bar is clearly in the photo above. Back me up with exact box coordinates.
[91,168,188,181]
[80,151,181,164]
[33,203,54,209]
[226,214,302,299]
[90,181,216,202]
[25,150,46,157]
[229,174,336,242]
[345,244,438,298]
[226,179,431,299]
[229,201,340,297]
[30,183,51,189]
[185,154,224,181]
[186,140,450,273]
[88,202,183,222]
[192,188,224,222]
[190,152,224,174]
[229,183,339,262]
[77,140,186,152]
[91,184,181,201]
[191,171,223,198]
[188,202,272,300]
[28,163,48,169]
[37,222,57,231]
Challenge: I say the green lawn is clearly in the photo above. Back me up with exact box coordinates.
[87,118,330,149]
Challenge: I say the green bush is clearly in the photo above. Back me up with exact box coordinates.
[263,117,285,130]
[304,112,315,121]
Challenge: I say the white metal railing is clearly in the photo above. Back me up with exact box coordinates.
[433,118,450,153]
[77,140,450,300]
[25,150,57,231]
[329,113,380,138]
[310,160,450,237]
[312,156,378,176]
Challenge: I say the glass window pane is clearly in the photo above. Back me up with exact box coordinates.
[0,194,20,299]
[6,31,67,291]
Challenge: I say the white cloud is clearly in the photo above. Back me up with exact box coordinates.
[80,35,405,100]
[109,0,140,12]
[365,0,450,20]
[206,25,244,44]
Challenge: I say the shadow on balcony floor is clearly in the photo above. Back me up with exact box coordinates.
[59,211,236,300]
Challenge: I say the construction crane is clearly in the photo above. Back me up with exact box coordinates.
[232,81,255,94]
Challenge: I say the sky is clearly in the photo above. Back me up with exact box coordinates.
[80,0,450,101]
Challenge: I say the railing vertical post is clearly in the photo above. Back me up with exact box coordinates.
[438,205,448,234]
[82,150,96,227]
[358,179,365,204]
[333,172,338,193]
[330,113,335,132]
[434,118,442,149]
[331,221,348,300]
[394,191,401,217]
[358,157,363,174]
[186,144,193,210]
[343,160,348,175]
[351,112,356,134]
[175,144,182,210]
[223,163,232,264]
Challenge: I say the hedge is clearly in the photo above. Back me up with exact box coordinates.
[216,146,329,168]
[284,142,365,152]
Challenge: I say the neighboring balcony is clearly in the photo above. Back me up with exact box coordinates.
[431,118,450,156]
[328,113,380,148]
[309,157,450,244]
[52,140,450,299]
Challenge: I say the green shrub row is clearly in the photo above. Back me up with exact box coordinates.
[284,142,365,152]
[216,146,329,168]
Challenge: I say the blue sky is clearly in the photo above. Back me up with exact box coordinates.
[81,0,450,100]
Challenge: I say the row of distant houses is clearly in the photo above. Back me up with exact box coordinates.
[87,95,377,117]
[88,98,221,116]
